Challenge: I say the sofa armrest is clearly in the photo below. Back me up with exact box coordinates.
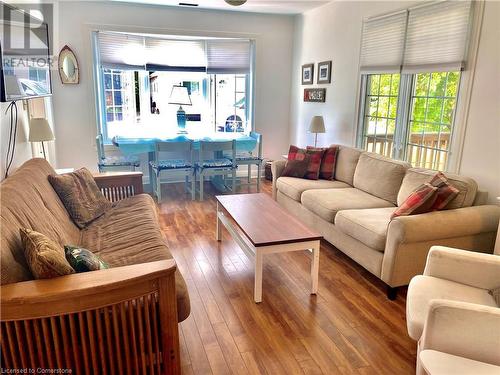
[381,205,500,287]
[93,171,144,202]
[1,260,180,374]
[424,246,500,289]
[271,160,287,199]
[389,205,500,244]
[420,299,500,366]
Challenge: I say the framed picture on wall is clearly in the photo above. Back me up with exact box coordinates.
[302,63,314,85]
[317,61,332,84]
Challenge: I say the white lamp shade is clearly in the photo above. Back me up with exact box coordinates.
[168,86,192,106]
[29,118,55,142]
[309,116,326,134]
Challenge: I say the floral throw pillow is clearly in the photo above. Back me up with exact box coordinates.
[391,183,438,219]
[307,145,339,180]
[429,172,460,210]
[282,145,325,180]
[65,245,109,273]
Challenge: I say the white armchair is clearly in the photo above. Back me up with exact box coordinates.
[406,246,500,374]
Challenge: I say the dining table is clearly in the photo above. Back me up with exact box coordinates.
[112,130,257,188]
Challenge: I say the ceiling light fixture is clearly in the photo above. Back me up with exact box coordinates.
[224,0,247,6]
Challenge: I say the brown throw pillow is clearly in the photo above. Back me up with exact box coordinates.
[391,183,438,219]
[49,168,112,228]
[282,145,325,180]
[429,172,460,210]
[20,228,75,279]
[307,145,339,180]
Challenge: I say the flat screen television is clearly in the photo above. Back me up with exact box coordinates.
[0,3,52,102]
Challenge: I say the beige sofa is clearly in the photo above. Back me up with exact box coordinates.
[272,146,500,298]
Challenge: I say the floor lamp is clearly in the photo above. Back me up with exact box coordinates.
[309,116,326,147]
[29,118,54,159]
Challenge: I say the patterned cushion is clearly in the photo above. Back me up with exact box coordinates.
[99,155,140,167]
[197,159,234,168]
[20,228,75,279]
[65,245,109,273]
[307,145,339,180]
[282,145,324,180]
[391,183,438,219]
[150,159,192,171]
[225,153,262,161]
[48,168,112,229]
[429,172,460,210]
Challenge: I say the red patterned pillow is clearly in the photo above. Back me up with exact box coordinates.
[429,172,460,210]
[282,145,324,180]
[391,183,438,219]
[307,145,339,180]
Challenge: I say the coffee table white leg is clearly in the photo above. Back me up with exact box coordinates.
[311,241,320,294]
[254,249,263,303]
[216,202,222,241]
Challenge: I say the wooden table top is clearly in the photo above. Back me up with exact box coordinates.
[216,193,322,247]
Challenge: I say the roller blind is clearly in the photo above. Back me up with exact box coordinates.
[145,38,206,72]
[206,39,251,74]
[402,1,473,73]
[359,11,407,74]
[359,1,473,74]
[97,32,146,70]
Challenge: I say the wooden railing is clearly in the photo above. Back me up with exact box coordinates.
[365,132,450,170]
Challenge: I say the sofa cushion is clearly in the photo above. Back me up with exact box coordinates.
[307,145,339,180]
[301,188,394,223]
[79,194,190,321]
[335,207,396,251]
[406,275,497,340]
[64,245,109,272]
[353,153,410,205]
[1,159,81,285]
[391,183,438,219]
[398,168,477,209]
[20,228,75,279]
[282,146,324,180]
[334,146,363,185]
[276,177,350,202]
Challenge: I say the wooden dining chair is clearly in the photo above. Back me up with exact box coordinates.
[150,140,195,201]
[195,140,236,201]
[226,131,263,192]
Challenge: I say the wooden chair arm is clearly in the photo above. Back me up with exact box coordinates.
[93,171,144,201]
[1,260,175,320]
[1,260,181,374]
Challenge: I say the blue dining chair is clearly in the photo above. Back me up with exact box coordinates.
[195,140,236,201]
[224,132,263,192]
[96,133,140,172]
[150,140,195,201]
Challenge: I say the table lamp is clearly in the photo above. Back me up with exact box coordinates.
[309,116,325,147]
[29,118,54,159]
[169,85,192,133]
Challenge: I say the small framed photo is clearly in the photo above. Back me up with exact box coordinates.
[302,63,314,85]
[317,60,332,84]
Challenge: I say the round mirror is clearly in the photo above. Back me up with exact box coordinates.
[58,45,79,84]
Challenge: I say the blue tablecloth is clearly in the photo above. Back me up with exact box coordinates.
[113,132,257,155]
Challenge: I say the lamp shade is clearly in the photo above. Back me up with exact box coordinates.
[29,118,55,142]
[309,116,326,134]
[168,85,192,106]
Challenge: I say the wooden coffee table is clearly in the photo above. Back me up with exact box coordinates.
[216,193,322,303]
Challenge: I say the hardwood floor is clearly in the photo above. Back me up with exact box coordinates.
[157,180,417,374]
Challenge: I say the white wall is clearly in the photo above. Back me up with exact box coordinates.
[290,0,500,201]
[52,1,295,173]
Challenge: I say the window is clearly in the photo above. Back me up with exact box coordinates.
[357,1,472,171]
[94,32,253,142]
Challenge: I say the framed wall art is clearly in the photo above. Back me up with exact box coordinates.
[302,63,314,85]
[304,88,326,103]
[317,60,332,84]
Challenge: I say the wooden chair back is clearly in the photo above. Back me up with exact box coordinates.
[154,140,194,163]
[96,133,106,160]
[199,140,236,164]
[250,131,262,158]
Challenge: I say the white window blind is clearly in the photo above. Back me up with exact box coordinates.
[402,1,473,73]
[206,39,251,74]
[359,1,473,74]
[359,11,407,74]
[145,38,206,71]
[97,32,146,70]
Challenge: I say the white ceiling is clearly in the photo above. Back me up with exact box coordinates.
[116,0,332,15]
